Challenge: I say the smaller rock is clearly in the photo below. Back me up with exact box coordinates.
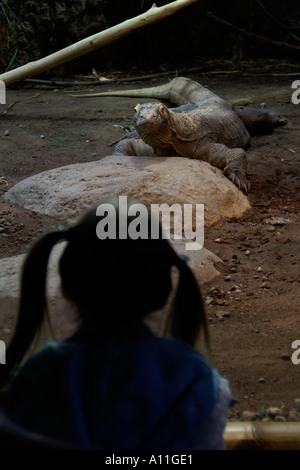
[245,250,250,256]
[266,226,276,232]
[280,353,290,361]
[274,415,286,422]
[224,275,231,281]
[230,267,237,273]
[266,407,283,418]
[215,310,230,320]
[241,411,257,421]
[270,217,291,225]
[261,281,271,289]
[4,130,9,136]
[257,267,263,272]
[205,296,215,306]
[288,410,300,422]
[259,407,266,417]
[258,377,265,383]
[294,399,300,412]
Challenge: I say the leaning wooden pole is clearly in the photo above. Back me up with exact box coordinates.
[0,0,199,86]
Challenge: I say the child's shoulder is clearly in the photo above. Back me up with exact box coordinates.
[148,333,212,374]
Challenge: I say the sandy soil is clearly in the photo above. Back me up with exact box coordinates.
[0,73,299,420]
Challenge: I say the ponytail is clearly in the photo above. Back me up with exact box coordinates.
[0,230,63,389]
[166,258,211,361]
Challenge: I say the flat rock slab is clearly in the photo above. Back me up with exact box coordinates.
[0,239,223,345]
[0,242,77,344]
[0,240,222,301]
[0,242,66,300]
[4,155,250,227]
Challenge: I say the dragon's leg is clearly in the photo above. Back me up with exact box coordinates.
[196,142,250,193]
[222,148,250,193]
[233,106,287,135]
[113,138,155,156]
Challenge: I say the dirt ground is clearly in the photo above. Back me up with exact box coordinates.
[0,71,299,421]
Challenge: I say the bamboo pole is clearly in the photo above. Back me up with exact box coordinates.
[0,0,199,86]
[224,421,300,450]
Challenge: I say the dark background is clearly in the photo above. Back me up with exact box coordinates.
[0,0,299,76]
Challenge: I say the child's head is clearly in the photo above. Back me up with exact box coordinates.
[1,199,210,386]
[58,199,175,332]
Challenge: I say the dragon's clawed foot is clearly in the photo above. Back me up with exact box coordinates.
[223,166,250,193]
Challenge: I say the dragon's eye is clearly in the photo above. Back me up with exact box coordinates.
[158,104,164,117]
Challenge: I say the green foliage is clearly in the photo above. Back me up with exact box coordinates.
[0,0,22,70]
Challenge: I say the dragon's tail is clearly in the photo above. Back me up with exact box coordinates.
[70,77,218,106]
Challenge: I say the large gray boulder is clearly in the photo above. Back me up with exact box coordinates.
[4,155,250,226]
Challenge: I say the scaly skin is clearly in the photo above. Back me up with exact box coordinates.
[78,77,287,193]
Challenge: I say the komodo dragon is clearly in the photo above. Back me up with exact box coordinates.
[75,77,287,192]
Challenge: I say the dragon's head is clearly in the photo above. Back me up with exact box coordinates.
[133,102,172,147]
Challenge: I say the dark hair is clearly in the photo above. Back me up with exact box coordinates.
[0,199,210,388]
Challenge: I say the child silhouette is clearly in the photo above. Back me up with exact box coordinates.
[0,198,232,449]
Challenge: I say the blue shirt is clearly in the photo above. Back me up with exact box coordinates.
[3,324,228,450]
